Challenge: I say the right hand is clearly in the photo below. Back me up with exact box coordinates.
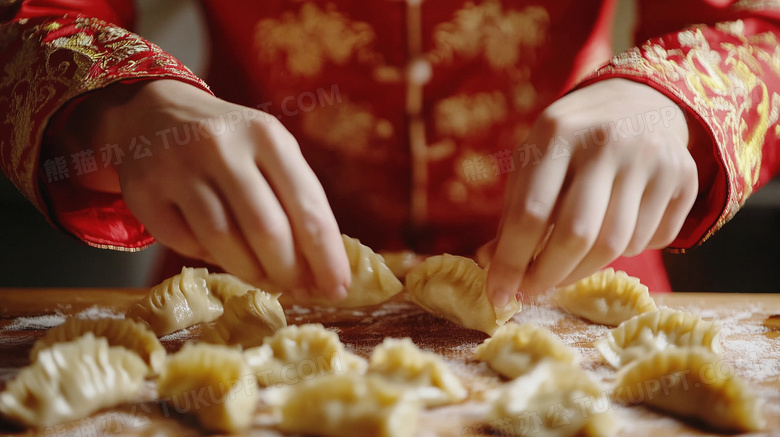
[63,79,350,301]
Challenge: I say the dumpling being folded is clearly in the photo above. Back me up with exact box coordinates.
[554,268,656,326]
[615,347,764,432]
[368,337,467,407]
[594,308,722,368]
[405,254,521,335]
[126,267,224,336]
[474,323,580,379]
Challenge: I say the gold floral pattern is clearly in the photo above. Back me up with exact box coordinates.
[254,3,381,77]
[428,1,549,70]
[434,91,508,139]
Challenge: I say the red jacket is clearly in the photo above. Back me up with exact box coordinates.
[2,0,779,291]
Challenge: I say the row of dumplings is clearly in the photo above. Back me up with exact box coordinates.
[554,269,765,433]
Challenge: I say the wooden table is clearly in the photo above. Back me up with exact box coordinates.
[0,289,778,436]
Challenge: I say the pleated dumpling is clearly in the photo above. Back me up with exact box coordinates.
[615,347,764,432]
[379,250,424,280]
[594,308,722,368]
[158,343,259,433]
[126,267,224,336]
[474,323,580,379]
[243,323,367,387]
[206,272,255,302]
[268,373,421,437]
[201,289,287,347]
[405,254,521,335]
[368,337,467,407]
[29,317,165,375]
[487,361,616,437]
[555,268,656,326]
[0,333,147,428]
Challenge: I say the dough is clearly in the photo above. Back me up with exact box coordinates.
[368,337,467,407]
[488,361,616,437]
[554,268,656,326]
[157,342,259,433]
[243,323,367,387]
[379,250,424,279]
[0,333,146,428]
[268,373,421,437]
[205,272,255,302]
[126,267,224,336]
[201,289,287,347]
[615,347,764,432]
[595,308,723,368]
[405,254,521,335]
[474,323,580,378]
[29,317,165,375]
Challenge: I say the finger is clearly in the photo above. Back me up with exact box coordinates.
[523,159,616,295]
[213,158,312,290]
[559,171,644,285]
[255,125,350,300]
[623,175,677,257]
[476,239,497,268]
[647,177,698,249]
[487,148,570,307]
[176,181,265,284]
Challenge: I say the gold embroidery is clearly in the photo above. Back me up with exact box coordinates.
[434,91,508,139]
[428,1,549,70]
[299,97,393,158]
[255,3,381,77]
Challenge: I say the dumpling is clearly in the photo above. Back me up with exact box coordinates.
[379,250,424,280]
[29,317,165,375]
[268,373,421,437]
[615,347,764,432]
[0,333,146,428]
[368,337,467,407]
[311,235,404,307]
[243,323,367,387]
[201,289,287,347]
[405,254,521,335]
[554,268,656,326]
[487,361,616,437]
[594,308,722,368]
[474,323,580,379]
[157,343,259,433]
[126,267,224,336]
[205,272,255,302]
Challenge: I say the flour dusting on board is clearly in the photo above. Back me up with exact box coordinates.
[74,305,124,320]
[2,314,65,331]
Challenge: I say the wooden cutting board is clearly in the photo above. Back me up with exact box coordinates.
[0,289,778,436]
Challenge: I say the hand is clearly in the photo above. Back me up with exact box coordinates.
[62,80,350,301]
[480,79,698,306]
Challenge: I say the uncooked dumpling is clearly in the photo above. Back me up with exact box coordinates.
[368,337,467,407]
[405,254,521,335]
[243,323,367,387]
[206,272,255,302]
[379,250,424,279]
[474,323,580,379]
[595,308,722,368]
[615,347,764,432]
[487,361,616,437]
[201,289,287,347]
[126,267,224,336]
[268,373,421,437]
[0,333,146,428]
[555,268,656,326]
[157,342,259,433]
[29,317,165,374]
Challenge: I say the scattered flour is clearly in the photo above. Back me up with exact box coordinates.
[158,327,193,342]
[2,314,65,331]
[74,305,124,320]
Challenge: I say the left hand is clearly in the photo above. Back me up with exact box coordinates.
[479,79,699,307]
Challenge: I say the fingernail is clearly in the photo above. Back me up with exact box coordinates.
[332,284,348,300]
[492,288,511,309]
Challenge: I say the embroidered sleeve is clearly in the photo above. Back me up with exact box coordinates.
[576,3,780,249]
[0,3,209,250]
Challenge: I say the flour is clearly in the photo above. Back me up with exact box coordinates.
[2,314,65,331]
[74,305,125,320]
